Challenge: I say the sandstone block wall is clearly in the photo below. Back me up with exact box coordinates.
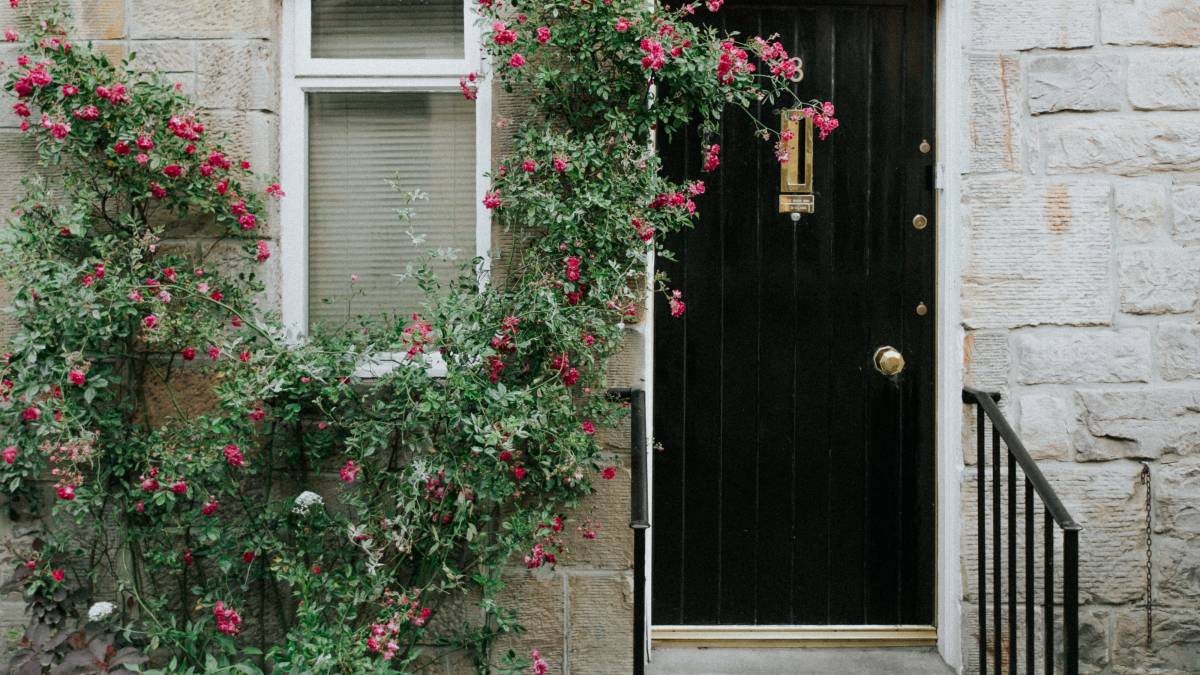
[960,0,1200,671]
[0,0,284,656]
[0,4,637,673]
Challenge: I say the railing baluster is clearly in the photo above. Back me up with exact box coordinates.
[978,403,987,675]
[993,424,1002,675]
[1008,451,1017,675]
[1045,509,1055,675]
[1025,478,1034,675]
[964,388,1079,675]
[1065,528,1080,675]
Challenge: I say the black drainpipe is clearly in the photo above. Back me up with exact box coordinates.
[608,388,649,675]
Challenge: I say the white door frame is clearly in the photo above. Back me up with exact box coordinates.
[932,0,966,668]
[640,0,966,668]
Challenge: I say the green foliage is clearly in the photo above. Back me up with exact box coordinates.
[0,0,828,672]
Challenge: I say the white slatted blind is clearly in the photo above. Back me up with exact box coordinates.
[307,92,476,326]
[311,0,464,60]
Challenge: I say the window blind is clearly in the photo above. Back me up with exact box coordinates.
[307,92,476,327]
[310,0,464,60]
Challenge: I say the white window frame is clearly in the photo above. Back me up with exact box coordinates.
[280,0,492,340]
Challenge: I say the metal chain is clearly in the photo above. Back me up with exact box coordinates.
[1141,463,1153,648]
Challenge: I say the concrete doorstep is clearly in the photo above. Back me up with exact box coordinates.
[646,647,956,675]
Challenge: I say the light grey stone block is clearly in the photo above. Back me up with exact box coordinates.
[1173,184,1200,244]
[129,0,276,39]
[1014,329,1152,384]
[1045,116,1200,176]
[196,40,277,112]
[1119,248,1199,314]
[972,0,1097,50]
[963,178,1112,329]
[1101,0,1200,46]
[1129,53,1200,110]
[1018,393,1075,459]
[1030,55,1123,114]
[1157,322,1200,380]
[1076,388,1200,460]
[1114,181,1168,244]
[968,55,1024,172]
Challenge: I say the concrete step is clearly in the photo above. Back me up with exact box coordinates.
[647,647,956,674]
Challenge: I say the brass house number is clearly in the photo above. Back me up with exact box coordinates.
[778,112,815,215]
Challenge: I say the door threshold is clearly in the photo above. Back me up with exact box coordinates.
[651,625,937,648]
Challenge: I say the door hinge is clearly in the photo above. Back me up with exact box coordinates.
[934,163,945,191]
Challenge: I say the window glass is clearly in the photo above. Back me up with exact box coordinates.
[310,0,465,60]
[307,92,476,326]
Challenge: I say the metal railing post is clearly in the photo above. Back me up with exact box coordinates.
[963,388,1081,675]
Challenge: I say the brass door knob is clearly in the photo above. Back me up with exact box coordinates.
[873,346,905,376]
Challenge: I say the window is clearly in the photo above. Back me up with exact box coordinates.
[280,0,490,336]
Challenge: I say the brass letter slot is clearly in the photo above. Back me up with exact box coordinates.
[778,112,815,215]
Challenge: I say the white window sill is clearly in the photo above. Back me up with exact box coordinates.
[353,351,448,379]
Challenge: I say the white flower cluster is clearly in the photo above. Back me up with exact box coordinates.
[87,601,116,622]
[292,490,324,515]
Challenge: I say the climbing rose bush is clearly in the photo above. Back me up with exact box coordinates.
[0,1,833,673]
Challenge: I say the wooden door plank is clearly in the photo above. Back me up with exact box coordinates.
[824,6,872,625]
[863,4,907,625]
[752,4,803,627]
[651,124,692,625]
[788,5,835,626]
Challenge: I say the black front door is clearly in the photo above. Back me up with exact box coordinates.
[653,0,935,626]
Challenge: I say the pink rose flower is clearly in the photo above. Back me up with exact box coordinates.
[339,460,360,484]
[669,289,686,317]
[223,444,245,468]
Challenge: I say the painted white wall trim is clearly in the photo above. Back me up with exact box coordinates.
[934,0,967,670]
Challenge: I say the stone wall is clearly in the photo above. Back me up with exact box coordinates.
[960,0,1200,672]
[0,0,283,654]
[0,2,638,673]
[489,87,639,675]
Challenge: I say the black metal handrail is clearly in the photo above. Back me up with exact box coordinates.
[963,388,1081,675]
[607,387,648,675]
